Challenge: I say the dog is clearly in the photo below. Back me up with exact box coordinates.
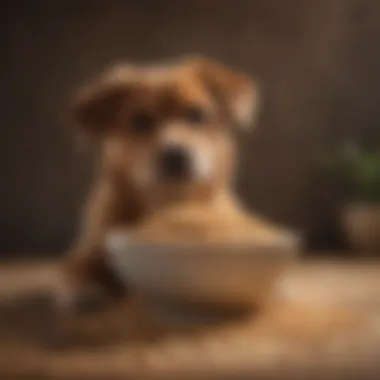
[57,55,295,319]
[52,56,375,359]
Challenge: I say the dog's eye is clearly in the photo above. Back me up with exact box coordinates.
[130,113,155,134]
[184,106,207,124]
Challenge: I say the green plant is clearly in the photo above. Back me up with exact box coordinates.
[327,142,380,202]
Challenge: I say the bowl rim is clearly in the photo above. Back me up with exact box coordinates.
[105,236,300,264]
[105,228,301,248]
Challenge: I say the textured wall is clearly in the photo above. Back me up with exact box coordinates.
[1,0,379,254]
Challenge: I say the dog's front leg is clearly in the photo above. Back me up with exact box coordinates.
[52,177,141,345]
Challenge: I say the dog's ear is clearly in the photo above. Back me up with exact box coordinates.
[192,57,260,129]
[71,67,132,136]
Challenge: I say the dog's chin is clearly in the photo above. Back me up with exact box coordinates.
[132,170,215,203]
[151,176,208,193]
[132,163,215,191]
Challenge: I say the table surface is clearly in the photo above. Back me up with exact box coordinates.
[1,257,380,379]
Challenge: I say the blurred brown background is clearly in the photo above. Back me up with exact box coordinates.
[1,0,379,255]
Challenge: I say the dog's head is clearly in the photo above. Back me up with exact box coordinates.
[71,57,260,201]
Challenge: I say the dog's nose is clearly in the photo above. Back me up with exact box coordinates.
[157,146,191,179]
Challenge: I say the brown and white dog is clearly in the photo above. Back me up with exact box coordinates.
[52,56,373,358]
[57,56,291,315]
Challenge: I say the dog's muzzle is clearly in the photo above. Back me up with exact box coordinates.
[156,145,192,181]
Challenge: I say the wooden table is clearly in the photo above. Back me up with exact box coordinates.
[1,258,380,379]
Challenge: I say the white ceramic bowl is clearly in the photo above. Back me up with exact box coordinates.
[105,231,301,313]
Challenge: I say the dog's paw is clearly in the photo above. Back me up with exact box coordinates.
[46,282,108,349]
[53,274,108,315]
